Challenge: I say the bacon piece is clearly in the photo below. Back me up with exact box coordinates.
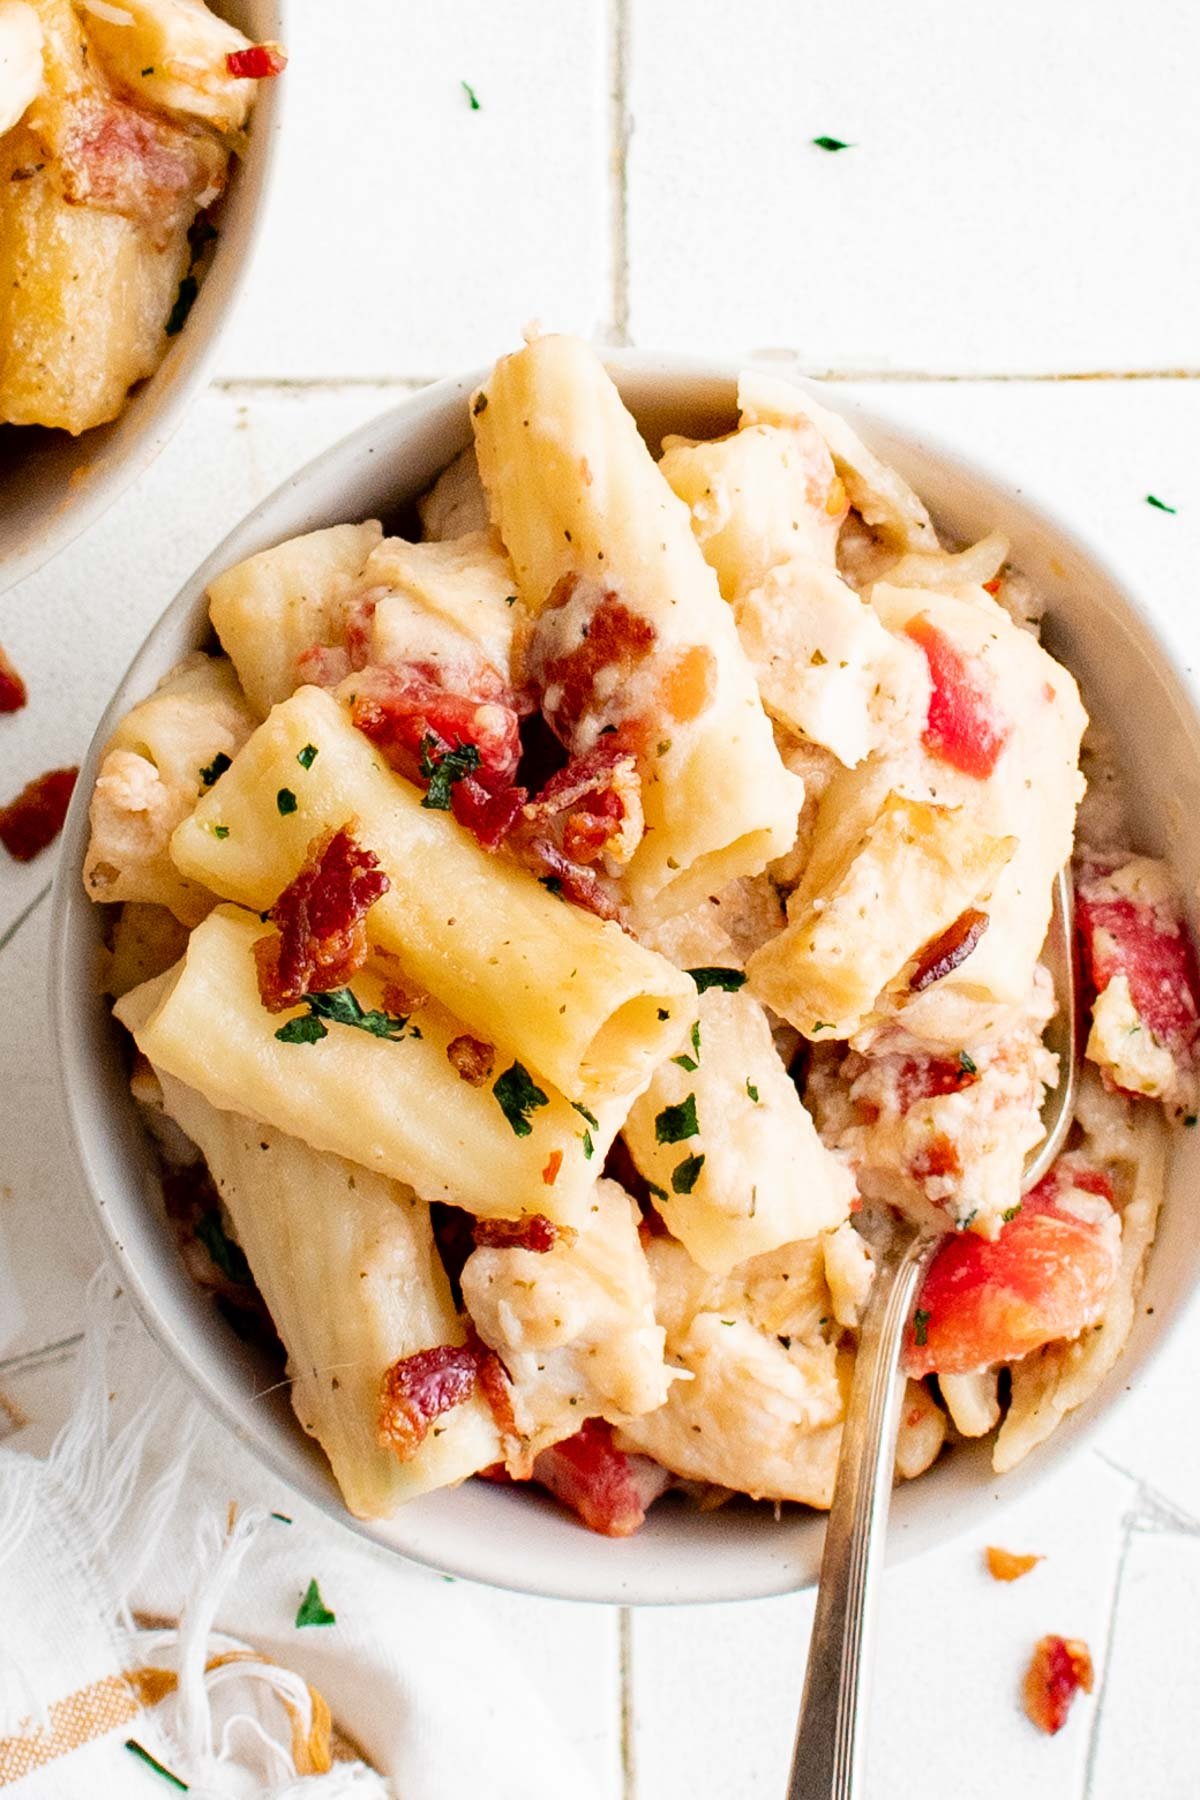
[903,1158,1119,1377]
[226,43,288,78]
[471,1214,569,1254]
[529,581,658,748]
[519,838,621,920]
[910,1133,960,1182]
[449,771,529,851]
[1023,1635,1094,1734]
[909,908,989,992]
[906,614,1012,778]
[377,1345,480,1459]
[526,1420,669,1538]
[0,767,78,861]
[0,647,26,714]
[446,1034,495,1086]
[351,664,521,784]
[1075,852,1200,1066]
[521,740,643,869]
[254,827,388,1011]
[894,1054,978,1112]
[986,1546,1042,1582]
[62,101,225,239]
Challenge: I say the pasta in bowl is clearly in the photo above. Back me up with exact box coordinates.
[51,341,1200,1602]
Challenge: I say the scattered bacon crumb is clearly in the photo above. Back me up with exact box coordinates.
[377,1345,480,1459]
[542,1150,564,1187]
[226,43,288,78]
[0,648,26,713]
[382,980,427,1017]
[527,1420,668,1538]
[987,1546,1043,1583]
[0,767,78,861]
[983,576,1003,596]
[530,581,657,748]
[472,1214,572,1254]
[254,827,388,1011]
[465,1324,519,1445]
[910,908,989,992]
[446,1034,495,1087]
[63,101,225,238]
[1022,1635,1093,1734]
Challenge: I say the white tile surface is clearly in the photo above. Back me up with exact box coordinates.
[3,5,1200,1796]
[626,0,1200,374]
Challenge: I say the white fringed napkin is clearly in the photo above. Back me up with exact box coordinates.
[0,1275,605,1798]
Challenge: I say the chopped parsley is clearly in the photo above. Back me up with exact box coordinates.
[687,966,746,994]
[199,750,231,788]
[420,735,481,810]
[655,1094,699,1143]
[580,1129,594,1159]
[1001,1203,1022,1224]
[493,1061,550,1136]
[811,1021,835,1034]
[956,1208,979,1231]
[271,1511,293,1524]
[657,739,672,756]
[275,988,413,1045]
[673,1020,702,1072]
[540,876,564,896]
[1185,1114,1198,1128]
[295,1578,336,1628]
[165,273,199,336]
[671,1152,705,1194]
[1146,494,1177,514]
[141,66,155,75]
[212,824,230,840]
[472,391,488,416]
[505,594,518,607]
[913,1307,931,1347]
[124,1741,187,1790]
[657,1008,670,1021]
[296,743,319,770]
[812,135,853,152]
[461,79,481,110]
[746,1080,760,1103]
[571,1101,599,1129]
[959,1051,978,1075]
[196,1209,251,1285]
[645,1179,669,1202]
[276,787,298,815]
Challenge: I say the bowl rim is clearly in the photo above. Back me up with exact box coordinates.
[0,0,289,598]
[48,350,1200,1604]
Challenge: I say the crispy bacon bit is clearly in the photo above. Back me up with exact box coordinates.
[0,647,26,714]
[521,838,622,920]
[351,665,522,784]
[471,1214,571,1254]
[906,614,1012,779]
[987,1546,1043,1582]
[446,1034,495,1086]
[526,1420,669,1538]
[521,740,643,867]
[895,1054,978,1112]
[542,1150,564,1187]
[910,1133,960,1182]
[1023,1635,1094,1734]
[382,980,427,1017]
[226,43,288,78]
[254,827,388,1012]
[529,580,658,748]
[464,1325,519,1445]
[377,1344,480,1459]
[63,101,225,239]
[910,908,990,992]
[1076,852,1200,1067]
[0,767,78,862]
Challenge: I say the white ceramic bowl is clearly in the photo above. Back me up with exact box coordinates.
[49,357,1200,1604]
[0,0,286,597]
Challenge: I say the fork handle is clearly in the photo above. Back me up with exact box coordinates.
[786,1232,938,1800]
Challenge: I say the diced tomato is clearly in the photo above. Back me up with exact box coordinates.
[903,1158,1119,1376]
[0,647,27,713]
[894,1055,978,1112]
[254,827,388,1011]
[906,613,1011,779]
[0,767,77,861]
[1023,1635,1094,1734]
[226,43,288,79]
[1075,852,1200,1065]
[526,1420,670,1538]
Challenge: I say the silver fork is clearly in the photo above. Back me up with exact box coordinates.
[786,867,1079,1800]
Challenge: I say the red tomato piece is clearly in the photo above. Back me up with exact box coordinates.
[1023,1635,1094,1734]
[527,1419,670,1538]
[903,1159,1119,1376]
[1075,852,1200,1064]
[906,613,1011,779]
[226,43,288,78]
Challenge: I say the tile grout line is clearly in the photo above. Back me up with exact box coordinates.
[619,1606,636,1800]
[206,367,1200,394]
[1080,1503,1138,1800]
[606,0,632,346]
[0,880,52,958]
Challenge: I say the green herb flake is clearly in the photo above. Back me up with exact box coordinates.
[199,751,231,788]
[1146,494,1177,514]
[196,1209,251,1285]
[720,1319,736,1327]
[276,988,412,1045]
[540,875,564,897]
[646,1180,669,1202]
[271,1511,293,1524]
[746,1080,760,1103]
[812,135,853,152]
[571,1100,600,1129]
[275,1012,328,1045]
[461,78,481,110]
[276,787,298,816]
[165,274,198,336]
[581,1129,594,1159]
[472,391,488,416]
[657,1008,670,1021]
[420,734,482,810]
[687,966,747,994]
[1185,1114,1198,1128]
[656,739,672,756]
[124,1740,188,1790]
[956,1208,979,1231]
[655,1094,699,1144]
[1002,1204,1022,1224]
[493,1061,550,1136]
[141,65,155,75]
[295,1577,336,1628]
[671,1152,706,1194]
[504,594,518,607]
[212,824,230,840]
[913,1307,931,1347]
[959,1051,978,1076]
[673,1020,702,1071]
[296,743,319,770]
[811,1021,835,1034]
